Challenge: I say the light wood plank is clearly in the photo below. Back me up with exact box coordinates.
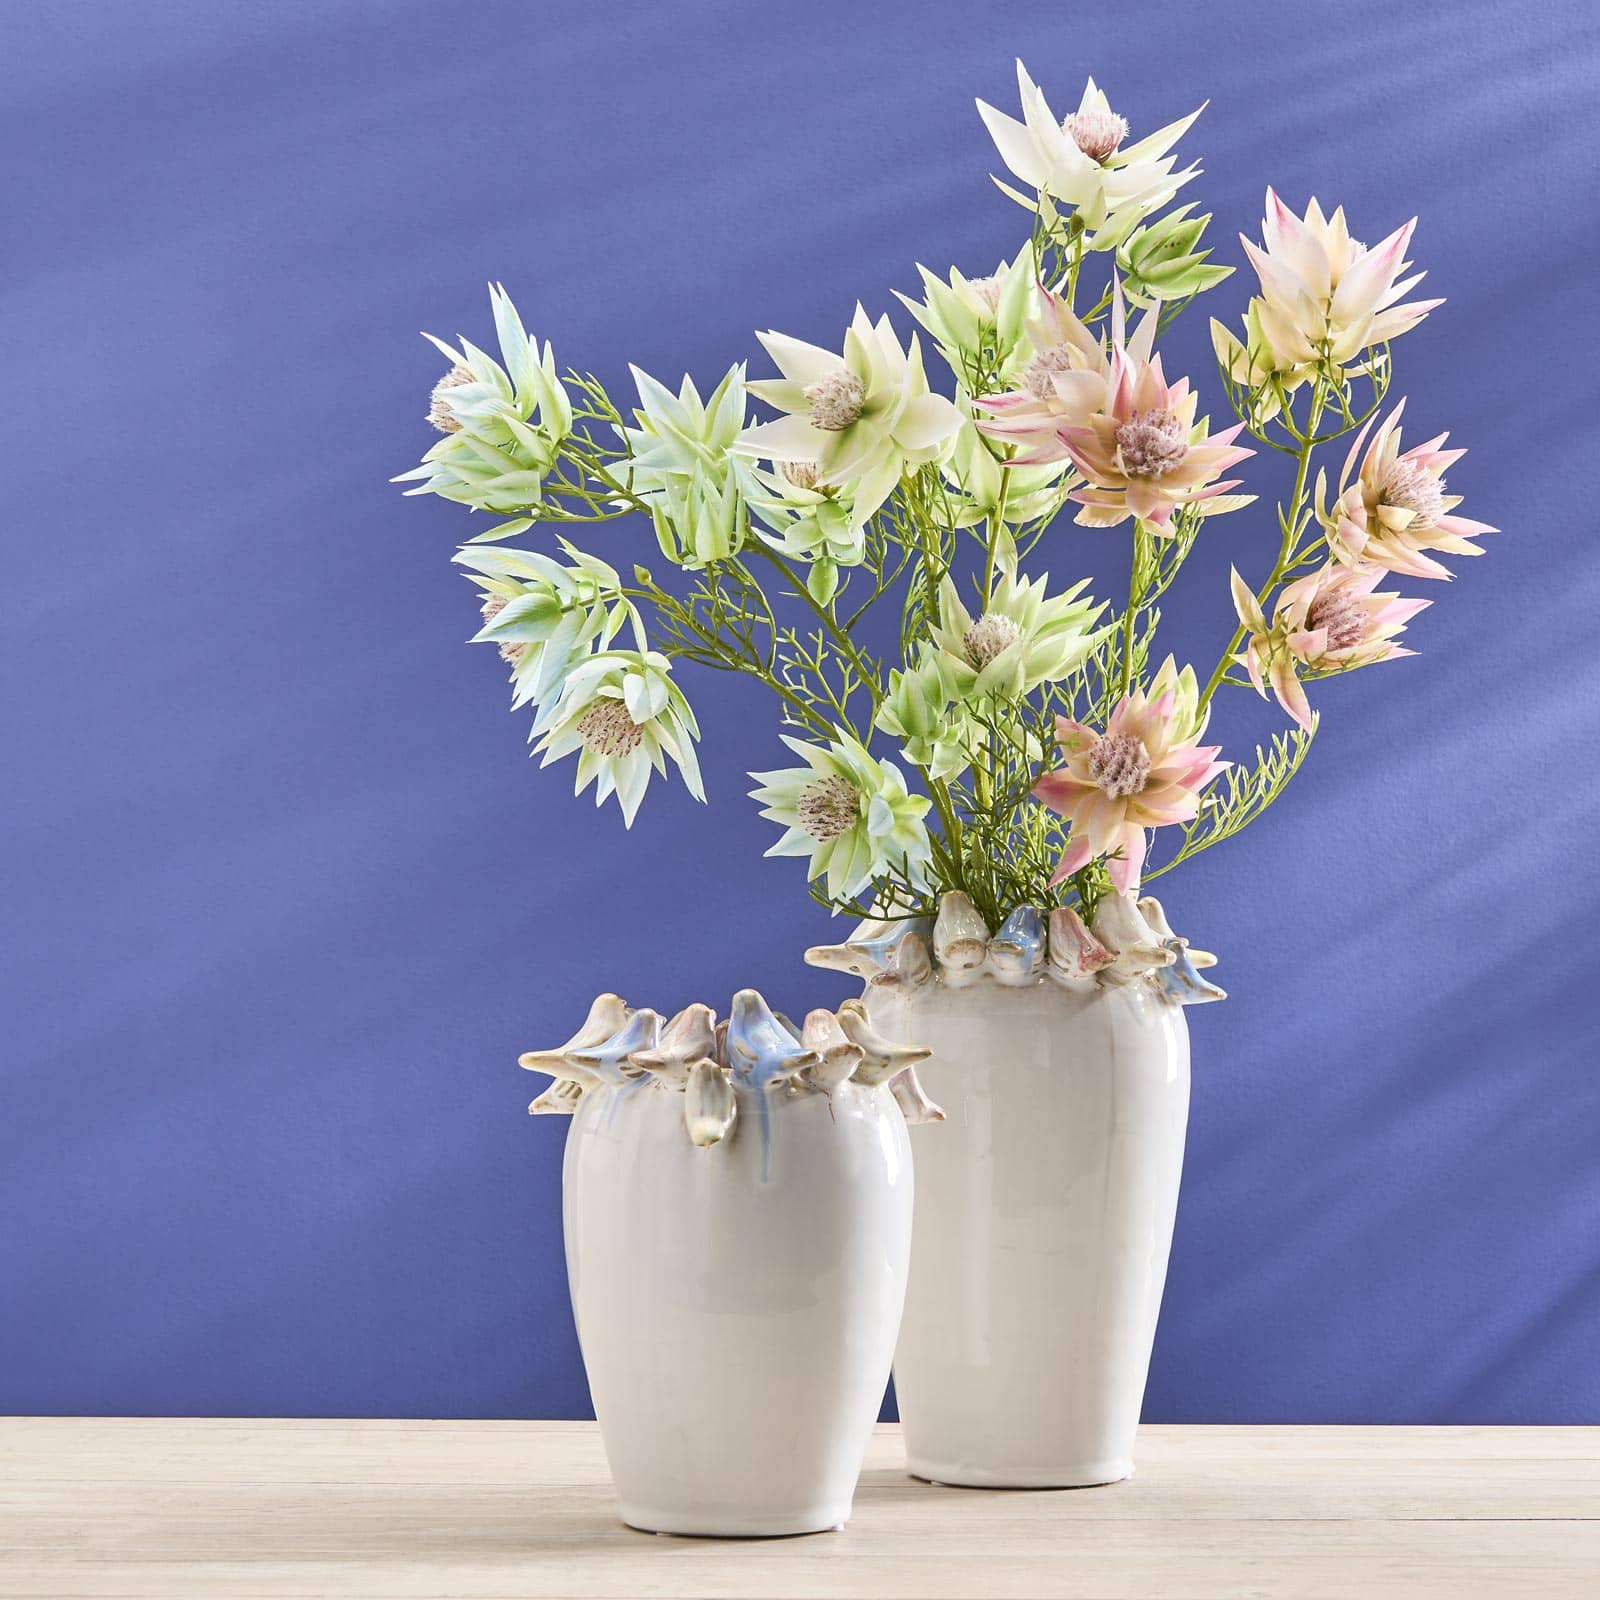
[1,1420,1595,1600]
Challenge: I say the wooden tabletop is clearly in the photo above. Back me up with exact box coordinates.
[2,1419,1596,1598]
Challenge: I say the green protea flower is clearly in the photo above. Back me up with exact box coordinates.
[940,402,1074,554]
[749,736,933,902]
[1117,206,1233,307]
[749,462,864,604]
[613,365,755,568]
[896,249,1033,393]
[454,541,630,708]
[875,651,976,781]
[393,285,573,517]
[929,572,1108,700]
[533,651,703,826]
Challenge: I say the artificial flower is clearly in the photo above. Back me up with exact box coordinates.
[929,571,1107,699]
[1316,400,1497,581]
[1210,297,1283,396]
[612,365,755,568]
[455,540,629,708]
[733,307,963,526]
[749,736,933,901]
[895,249,1034,391]
[1056,301,1254,530]
[1232,562,1428,731]
[1034,683,1227,892]
[1116,205,1232,306]
[533,651,703,826]
[1217,190,1442,390]
[1144,654,1209,744]
[748,462,863,603]
[940,397,1074,550]
[973,281,1126,461]
[874,650,975,781]
[393,284,573,516]
[977,63,1203,250]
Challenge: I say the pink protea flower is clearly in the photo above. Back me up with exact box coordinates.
[1231,563,1429,732]
[1240,190,1442,378]
[1056,317,1254,531]
[973,283,1141,460]
[1317,400,1497,580]
[1034,685,1228,892]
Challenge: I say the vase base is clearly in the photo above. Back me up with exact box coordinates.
[621,1502,851,1538]
[907,1457,1134,1490]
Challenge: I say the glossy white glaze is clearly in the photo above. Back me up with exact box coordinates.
[563,1075,914,1535]
[867,976,1190,1488]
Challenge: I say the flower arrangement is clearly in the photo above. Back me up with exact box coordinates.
[397,63,1493,930]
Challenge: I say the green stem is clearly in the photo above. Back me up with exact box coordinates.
[982,467,1013,605]
[1116,521,1149,701]
[628,578,834,739]
[755,546,882,711]
[927,775,964,864]
[1196,387,1326,713]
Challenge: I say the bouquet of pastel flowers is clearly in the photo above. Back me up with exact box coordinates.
[397,62,1493,929]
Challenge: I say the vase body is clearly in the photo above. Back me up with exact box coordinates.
[868,977,1190,1488]
[563,1076,913,1535]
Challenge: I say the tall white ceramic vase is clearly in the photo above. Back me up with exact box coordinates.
[810,891,1220,1489]
[526,989,933,1536]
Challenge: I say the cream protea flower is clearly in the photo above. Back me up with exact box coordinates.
[393,284,573,516]
[1232,563,1429,731]
[1316,400,1497,580]
[612,365,755,568]
[733,307,964,527]
[1056,307,1254,530]
[749,736,933,902]
[929,572,1107,699]
[1034,684,1228,892]
[455,541,628,708]
[972,281,1130,462]
[533,651,703,826]
[977,63,1203,250]
[1215,190,1442,390]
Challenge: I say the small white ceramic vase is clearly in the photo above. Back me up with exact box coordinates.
[809,890,1220,1489]
[522,989,936,1535]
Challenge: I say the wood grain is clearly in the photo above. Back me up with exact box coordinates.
[2,1420,1595,1598]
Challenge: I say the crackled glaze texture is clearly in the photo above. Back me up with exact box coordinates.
[810,891,1210,1487]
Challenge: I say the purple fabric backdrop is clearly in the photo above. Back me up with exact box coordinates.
[4,0,1596,1421]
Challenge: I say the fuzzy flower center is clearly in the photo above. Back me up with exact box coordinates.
[576,698,645,758]
[1021,343,1079,401]
[781,459,821,491]
[796,774,862,842]
[1306,585,1368,653]
[428,365,474,433]
[479,594,526,665]
[1379,459,1446,532]
[1115,407,1189,479]
[804,369,866,432]
[1062,107,1129,164]
[962,612,1023,668]
[969,274,1005,315]
[1087,731,1151,799]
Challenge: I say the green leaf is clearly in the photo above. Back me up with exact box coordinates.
[463,516,535,544]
